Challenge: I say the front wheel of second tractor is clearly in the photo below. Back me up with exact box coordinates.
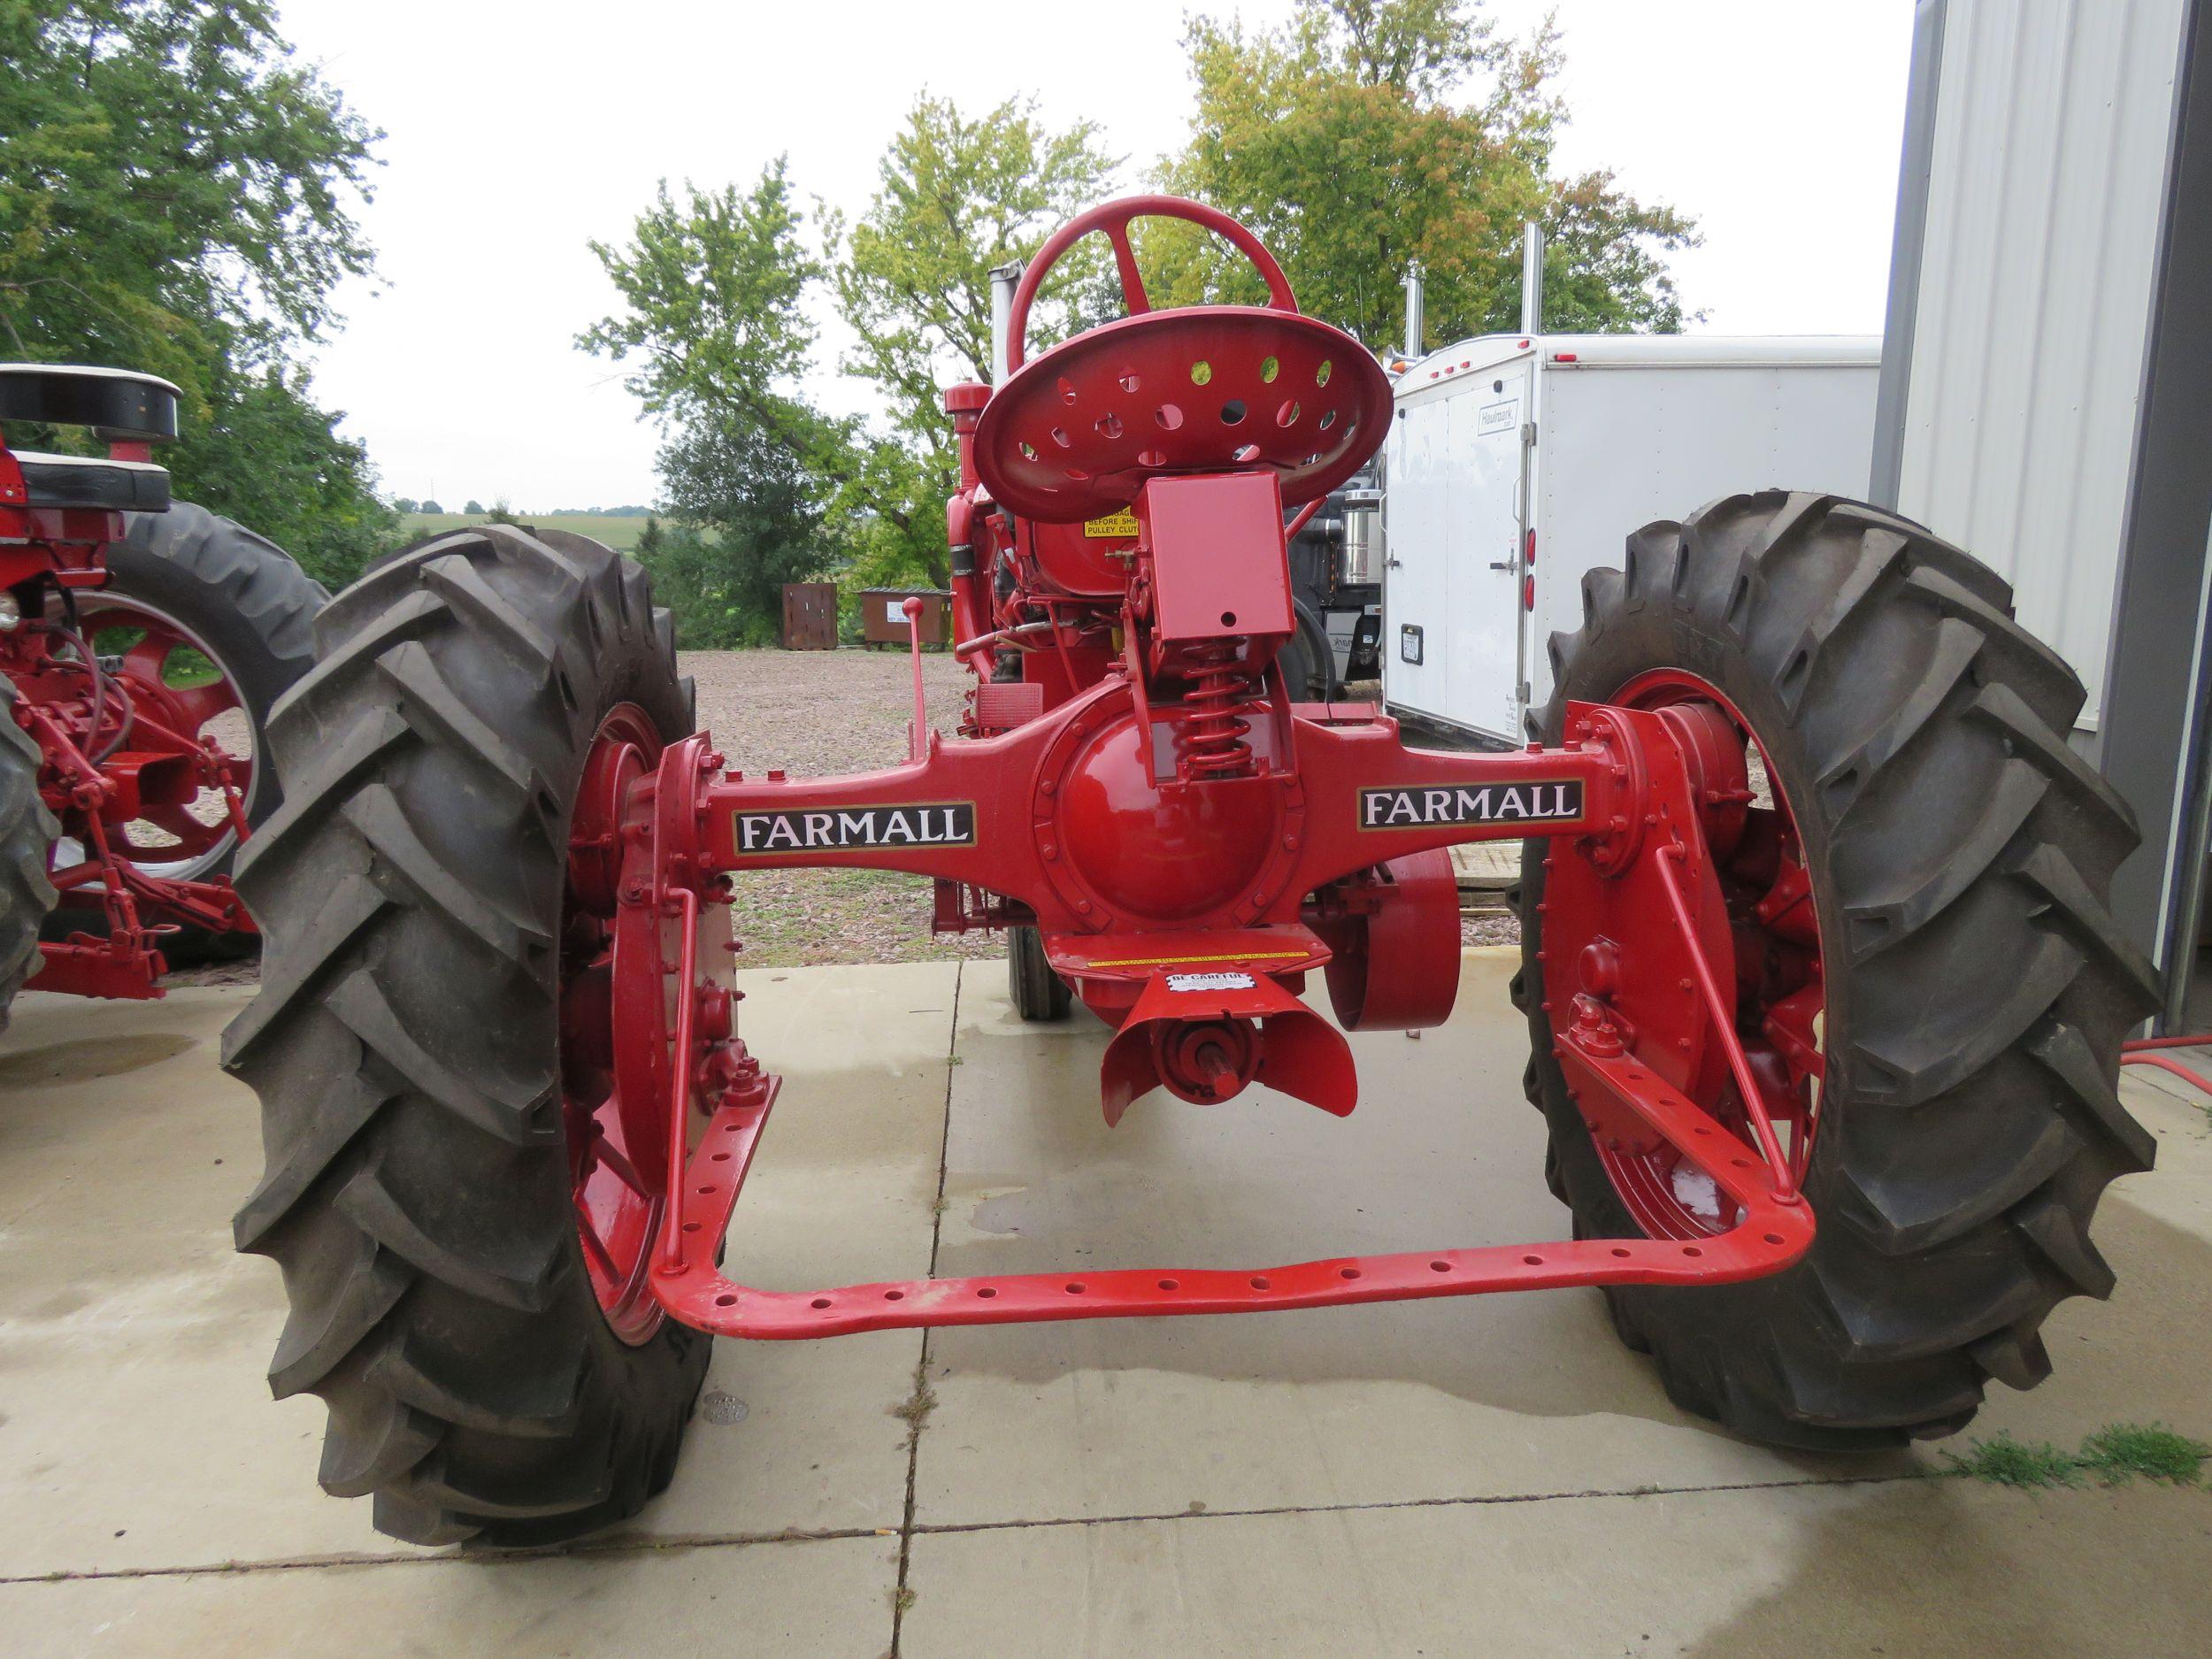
[222,525,710,1544]
[1519,489,2158,1448]
[48,503,327,964]
[0,686,60,1033]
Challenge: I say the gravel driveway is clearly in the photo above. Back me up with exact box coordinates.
[685,648,1002,969]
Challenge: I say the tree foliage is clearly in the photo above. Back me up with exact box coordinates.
[1153,0,1697,347]
[164,363,396,588]
[0,0,396,580]
[827,95,1120,590]
[580,162,845,646]
[588,12,1698,642]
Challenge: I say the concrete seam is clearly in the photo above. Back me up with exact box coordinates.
[0,1471,1998,1586]
[887,957,963,1656]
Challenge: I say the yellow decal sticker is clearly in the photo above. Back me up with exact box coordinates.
[1086,949,1313,969]
[1083,509,1139,539]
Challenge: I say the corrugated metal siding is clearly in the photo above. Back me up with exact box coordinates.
[1896,0,2188,728]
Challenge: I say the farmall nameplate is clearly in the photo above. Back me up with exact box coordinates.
[732,803,976,854]
[1358,780,1584,829]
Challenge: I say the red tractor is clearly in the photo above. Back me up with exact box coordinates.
[225,198,2155,1545]
[0,365,325,1025]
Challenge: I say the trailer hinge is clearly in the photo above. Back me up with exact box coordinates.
[1518,680,1531,705]
[1522,421,1537,446]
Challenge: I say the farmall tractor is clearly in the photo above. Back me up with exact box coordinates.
[0,366,325,1025]
[224,198,2155,1545]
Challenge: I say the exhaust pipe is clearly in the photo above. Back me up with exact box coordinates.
[989,261,1023,388]
[1520,221,1544,336]
[1402,261,1425,360]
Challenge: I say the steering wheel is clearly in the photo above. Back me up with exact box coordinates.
[975,196,1390,525]
[1003,195,1299,374]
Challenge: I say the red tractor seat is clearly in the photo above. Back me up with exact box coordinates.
[973,309,1392,526]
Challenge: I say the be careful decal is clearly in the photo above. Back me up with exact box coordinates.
[1358,780,1584,829]
[1166,972,1256,993]
[732,803,976,855]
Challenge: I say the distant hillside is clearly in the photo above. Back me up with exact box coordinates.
[398,511,650,552]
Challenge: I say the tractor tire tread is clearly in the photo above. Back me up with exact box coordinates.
[225,524,708,1546]
[0,686,59,1029]
[1521,489,2153,1448]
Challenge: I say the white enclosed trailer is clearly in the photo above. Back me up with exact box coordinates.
[1380,333,1881,745]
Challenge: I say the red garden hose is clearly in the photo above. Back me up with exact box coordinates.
[2122,1035,2212,1099]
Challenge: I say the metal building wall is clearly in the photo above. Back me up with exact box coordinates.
[1890,0,2190,732]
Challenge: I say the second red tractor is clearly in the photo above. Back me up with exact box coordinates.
[0,366,323,1024]
[225,197,2154,1544]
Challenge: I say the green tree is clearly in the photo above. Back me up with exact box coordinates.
[827,95,1120,588]
[580,161,846,645]
[463,498,485,515]
[1155,0,1696,347]
[164,364,394,588]
[391,496,419,515]
[0,1,397,578]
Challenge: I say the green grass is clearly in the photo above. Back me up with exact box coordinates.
[1942,1425,2210,1488]
[1942,1433,2086,1488]
[2078,1423,2212,1485]
[398,511,650,552]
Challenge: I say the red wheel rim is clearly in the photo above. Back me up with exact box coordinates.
[1586,670,1826,1240]
[560,705,669,1343]
[77,593,255,876]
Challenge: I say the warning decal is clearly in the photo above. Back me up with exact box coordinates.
[1166,972,1256,993]
[1083,509,1139,538]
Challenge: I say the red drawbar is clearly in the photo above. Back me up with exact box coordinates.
[647,1018,1814,1340]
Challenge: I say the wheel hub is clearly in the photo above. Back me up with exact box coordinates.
[560,705,674,1343]
[1542,675,1826,1240]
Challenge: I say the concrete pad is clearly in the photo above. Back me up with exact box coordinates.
[2,1533,899,1659]
[651,960,952,1537]
[901,1479,2212,1658]
[0,987,383,1575]
[918,951,1884,1526]
[0,964,954,1576]
[918,950,2212,1526]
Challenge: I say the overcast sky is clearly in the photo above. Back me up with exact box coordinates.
[273,0,1916,510]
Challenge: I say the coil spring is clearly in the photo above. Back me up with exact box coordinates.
[1179,642,1262,776]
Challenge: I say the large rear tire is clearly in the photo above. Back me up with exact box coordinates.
[0,687,58,1033]
[223,526,708,1544]
[1517,491,2156,1447]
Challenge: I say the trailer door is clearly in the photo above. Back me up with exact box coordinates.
[1441,364,1531,740]
[1383,390,1449,714]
